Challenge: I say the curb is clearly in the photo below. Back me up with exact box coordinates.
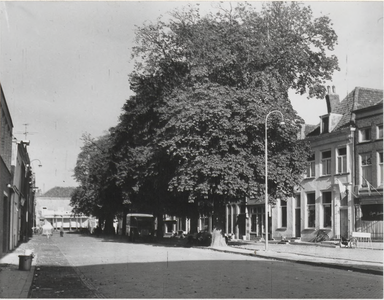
[207,247,383,276]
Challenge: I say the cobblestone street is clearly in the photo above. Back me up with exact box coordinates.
[28,237,99,298]
[22,233,383,298]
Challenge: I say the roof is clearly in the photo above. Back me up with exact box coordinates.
[306,87,383,136]
[41,187,76,198]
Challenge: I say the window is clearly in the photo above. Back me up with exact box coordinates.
[322,192,332,228]
[321,116,329,133]
[280,200,287,228]
[306,153,315,178]
[306,193,316,228]
[360,154,372,187]
[295,194,301,208]
[1,111,5,155]
[359,128,371,142]
[377,125,383,139]
[337,147,347,174]
[321,150,332,175]
[378,152,383,187]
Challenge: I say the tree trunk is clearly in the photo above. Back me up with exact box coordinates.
[104,214,115,235]
[156,213,164,239]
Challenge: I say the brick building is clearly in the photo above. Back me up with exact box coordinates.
[0,83,14,254]
[353,99,383,240]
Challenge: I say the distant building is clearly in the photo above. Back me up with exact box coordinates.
[35,187,90,231]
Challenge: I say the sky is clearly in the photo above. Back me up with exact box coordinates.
[0,1,383,193]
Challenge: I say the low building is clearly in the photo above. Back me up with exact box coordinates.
[35,187,89,231]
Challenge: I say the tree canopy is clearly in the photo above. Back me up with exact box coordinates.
[74,2,339,231]
[71,133,121,234]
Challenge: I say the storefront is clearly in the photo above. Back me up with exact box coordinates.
[355,197,383,241]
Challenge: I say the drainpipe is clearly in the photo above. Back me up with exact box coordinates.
[349,125,357,235]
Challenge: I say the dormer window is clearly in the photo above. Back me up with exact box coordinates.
[321,116,329,133]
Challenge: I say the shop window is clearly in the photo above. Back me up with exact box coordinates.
[280,200,287,228]
[337,147,347,174]
[306,153,315,178]
[359,128,371,142]
[361,204,383,221]
[321,150,332,175]
[360,154,372,187]
[322,191,332,228]
[377,125,383,139]
[306,193,316,228]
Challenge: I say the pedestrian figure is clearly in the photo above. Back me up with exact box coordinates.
[95,226,101,237]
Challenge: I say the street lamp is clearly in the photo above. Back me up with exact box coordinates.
[265,110,285,251]
[29,159,42,168]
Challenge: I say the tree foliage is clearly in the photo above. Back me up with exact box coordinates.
[71,133,121,234]
[106,2,338,228]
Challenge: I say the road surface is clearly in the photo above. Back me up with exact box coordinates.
[29,233,383,298]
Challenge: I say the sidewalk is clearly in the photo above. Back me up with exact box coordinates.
[210,239,383,276]
[0,234,382,298]
[0,238,38,298]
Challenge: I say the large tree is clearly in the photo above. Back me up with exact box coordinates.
[112,2,338,230]
[71,134,122,234]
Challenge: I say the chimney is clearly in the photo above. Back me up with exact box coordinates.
[325,85,340,113]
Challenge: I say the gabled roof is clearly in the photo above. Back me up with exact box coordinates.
[41,187,75,198]
[306,87,383,136]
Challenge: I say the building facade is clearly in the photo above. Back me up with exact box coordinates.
[9,141,34,250]
[353,101,383,240]
[0,83,14,255]
[279,87,383,242]
[224,86,383,242]
[35,196,89,231]
[1,83,36,255]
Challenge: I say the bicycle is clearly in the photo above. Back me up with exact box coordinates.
[311,230,330,243]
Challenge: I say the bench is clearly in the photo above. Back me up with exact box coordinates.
[350,232,373,249]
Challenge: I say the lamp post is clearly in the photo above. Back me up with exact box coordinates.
[30,159,42,167]
[265,110,285,251]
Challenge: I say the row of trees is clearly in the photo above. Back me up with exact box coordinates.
[70,2,339,235]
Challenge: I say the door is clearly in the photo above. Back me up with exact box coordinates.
[294,194,301,238]
[295,208,301,237]
[340,208,348,239]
